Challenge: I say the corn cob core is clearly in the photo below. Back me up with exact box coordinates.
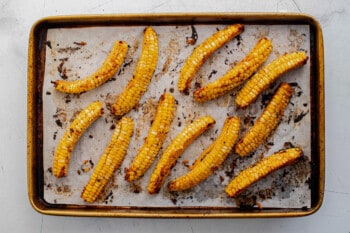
[53,101,103,177]
[235,51,307,108]
[225,147,303,198]
[54,41,128,94]
[81,117,134,203]
[178,24,244,93]
[111,27,159,116]
[167,116,240,191]
[194,37,273,102]
[125,93,175,182]
[234,83,293,157]
[147,115,216,194]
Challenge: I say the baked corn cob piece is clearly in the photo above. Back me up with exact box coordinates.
[125,93,175,182]
[178,24,244,93]
[53,101,103,177]
[81,117,134,203]
[193,38,273,102]
[147,115,216,194]
[54,41,128,94]
[235,51,307,108]
[111,27,158,117]
[225,147,303,198]
[234,83,293,157]
[168,116,240,192]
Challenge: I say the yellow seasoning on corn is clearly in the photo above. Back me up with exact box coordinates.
[167,116,240,192]
[111,27,159,117]
[147,115,216,194]
[225,147,303,198]
[81,117,134,203]
[235,51,308,108]
[125,93,175,182]
[53,101,103,177]
[54,41,128,94]
[178,24,244,93]
[193,37,273,102]
[234,83,293,157]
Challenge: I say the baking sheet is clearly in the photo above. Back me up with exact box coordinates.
[42,24,311,208]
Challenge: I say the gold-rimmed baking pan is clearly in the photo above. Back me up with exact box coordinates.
[28,13,324,217]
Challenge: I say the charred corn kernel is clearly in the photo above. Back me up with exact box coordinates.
[147,116,216,194]
[178,24,244,93]
[81,117,134,203]
[235,51,307,108]
[111,27,158,116]
[234,83,293,157]
[53,101,103,177]
[168,116,240,192]
[54,41,128,94]
[125,93,175,182]
[226,147,303,198]
[194,38,273,102]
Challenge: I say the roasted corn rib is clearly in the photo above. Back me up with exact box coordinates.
[234,83,293,157]
[125,93,175,182]
[168,116,240,192]
[53,101,103,177]
[225,147,303,198]
[81,117,134,203]
[178,24,244,93]
[111,27,159,117]
[54,41,128,94]
[193,38,273,102]
[147,115,216,194]
[235,51,307,108]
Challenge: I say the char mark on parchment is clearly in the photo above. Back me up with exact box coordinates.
[186,25,198,45]
[236,35,242,46]
[208,69,217,80]
[45,41,52,49]
[117,58,133,75]
[294,110,309,123]
[57,58,68,80]
[73,41,87,46]
[57,46,81,54]
[261,92,274,109]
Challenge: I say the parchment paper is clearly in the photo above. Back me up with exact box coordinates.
[42,24,311,208]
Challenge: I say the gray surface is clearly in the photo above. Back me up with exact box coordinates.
[1,0,349,232]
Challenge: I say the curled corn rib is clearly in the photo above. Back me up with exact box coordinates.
[54,41,128,94]
[225,147,303,198]
[235,51,307,108]
[53,101,103,177]
[168,116,240,192]
[234,83,293,157]
[125,93,175,182]
[111,27,159,117]
[147,115,216,194]
[81,117,134,203]
[194,38,273,102]
[178,24,244,93]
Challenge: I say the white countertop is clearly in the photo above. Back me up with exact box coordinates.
[1,0,349,232]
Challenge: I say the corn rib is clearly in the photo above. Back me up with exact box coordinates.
[235,51,307,108]
[54,41,128,94]
[125,93,175,182]
[234,83,293,157]
[111,27,159,117]
[225,147,303,198]
[178,24,244,93]
[147,115,216,194]
[193,38,273,102]
[168,116,240,192]
[53,101,103,177]
[81,117,134,203]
